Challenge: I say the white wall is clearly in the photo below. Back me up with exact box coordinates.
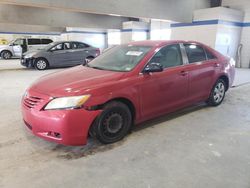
[222,0,250,68]
[194,7,244,22]
[150,20,172,40]
[171,7,244,67]
[171,25,218,48]
[121,21,149,44]
[215,24,242,59]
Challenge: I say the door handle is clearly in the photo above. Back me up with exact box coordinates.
[214,63,220,67]
[180,70,188,76]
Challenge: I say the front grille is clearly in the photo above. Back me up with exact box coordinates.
[23,95,43,109]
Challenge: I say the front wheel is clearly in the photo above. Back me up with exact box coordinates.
[34,58,49,70]
[91,101,132,144]
[1,51,12,59]
[207,79,226,106]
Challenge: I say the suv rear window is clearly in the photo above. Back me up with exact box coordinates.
[41,39,53,44]
[28,39,41,45]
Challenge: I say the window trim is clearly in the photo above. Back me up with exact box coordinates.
[140,43,188,73]
[204,48,218,61]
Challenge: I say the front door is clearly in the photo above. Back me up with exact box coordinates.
[50,42,72,67]
[139,44,189,121]
[12,38,24,57]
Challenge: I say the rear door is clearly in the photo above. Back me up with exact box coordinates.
[183,43,218,102]
[139,44,189,120]
[70,42,90,65]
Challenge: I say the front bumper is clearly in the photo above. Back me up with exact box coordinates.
[21,90,101,146]
[21,57,34,68]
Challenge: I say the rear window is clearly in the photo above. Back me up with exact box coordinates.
[184,44,207,63]
[72,42,90,49]
[28,39,41,45]
[205,49,217,60]
[41,39,53,44]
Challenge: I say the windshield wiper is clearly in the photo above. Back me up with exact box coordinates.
[89,65,106,70]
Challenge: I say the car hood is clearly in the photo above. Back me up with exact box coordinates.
[23,49,42,56]
[0,45,8,49]
[30,66,125,97]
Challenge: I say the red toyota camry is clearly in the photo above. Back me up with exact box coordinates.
[22,40,235,146]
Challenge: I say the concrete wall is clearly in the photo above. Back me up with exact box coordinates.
[62,28,107,50]
[150,20,172,40]
[171,25,218,48]
[0,4,129,30]
[171,7,245,67]
[0,0,210,22]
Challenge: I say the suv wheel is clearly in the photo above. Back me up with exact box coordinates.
[1,51,12,59]
[34,58,49,70]
[91,101,132,144]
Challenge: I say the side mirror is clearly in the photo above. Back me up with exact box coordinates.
[143,63,163,73]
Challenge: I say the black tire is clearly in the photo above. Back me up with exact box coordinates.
[1,50,12,59]
[207,79,226,106]
[91,101,132,144]
[34,58,49,70]
[85,56,95,64]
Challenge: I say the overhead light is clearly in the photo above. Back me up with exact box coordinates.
[108,14,121,17]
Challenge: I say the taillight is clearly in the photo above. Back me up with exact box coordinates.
[95,49,100,56]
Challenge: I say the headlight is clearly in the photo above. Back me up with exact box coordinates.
[24,53,35,58]
[44,95,91,110]
[229,58,236,67]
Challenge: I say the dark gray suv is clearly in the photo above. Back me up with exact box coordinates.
[21,41,100,70]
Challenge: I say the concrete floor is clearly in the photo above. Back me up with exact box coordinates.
[1,59,250,188]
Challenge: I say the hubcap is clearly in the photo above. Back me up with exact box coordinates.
[85,58,93,64]
[3,52,10,59]
[103,113,123,134]
[37,60,46,69]
[213,82,225,103]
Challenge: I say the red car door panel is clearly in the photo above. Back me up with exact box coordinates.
[139,67,189,121]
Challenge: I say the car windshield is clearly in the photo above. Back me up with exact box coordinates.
[88,45,152,72]
[8,39,16,45]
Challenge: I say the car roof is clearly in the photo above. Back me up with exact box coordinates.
[52,41,86,44]
[127,40,203,47]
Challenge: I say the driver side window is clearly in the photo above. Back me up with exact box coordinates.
[148,44,183,69]
[13,39,24,46]
[51,43,63,51]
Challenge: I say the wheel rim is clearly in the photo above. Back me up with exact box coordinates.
[102,112,124,138]
[85,57,94,64]
[213,82,225,103]
[37,60,46,69]
[3,52,10,59]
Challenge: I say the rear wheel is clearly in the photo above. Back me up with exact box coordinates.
[207,79,226,106]
[34,58,49,70]
[90,101,132,144]
[85,56,95,64]
[1,51,12,59]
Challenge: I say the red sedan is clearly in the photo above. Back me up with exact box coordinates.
[22,40,235,146]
